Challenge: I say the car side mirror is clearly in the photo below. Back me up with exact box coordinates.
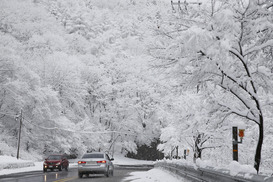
[110,158,114,161]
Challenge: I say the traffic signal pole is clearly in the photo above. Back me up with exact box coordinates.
[232,126,243,161]
[232,127,238,161]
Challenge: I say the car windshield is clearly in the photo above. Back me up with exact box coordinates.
[82,153,104,159]
[47,155,62,160]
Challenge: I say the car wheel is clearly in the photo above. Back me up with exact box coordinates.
[78,172,83,178]
[43,168,47,172]
[105,167,110,177]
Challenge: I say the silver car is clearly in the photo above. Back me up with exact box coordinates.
[78,152,114,178]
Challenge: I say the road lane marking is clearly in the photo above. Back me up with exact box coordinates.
[53,176,78,182]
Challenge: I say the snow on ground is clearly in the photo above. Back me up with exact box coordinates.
[227,161,257,176]
[0,156,34,170]
[195,158,257,175]
[0,161,44,175]
[0,155,43,175]
[113,156,190,182]
[0,154,180,182]
[122,167,190,182]
[112,155,155,165]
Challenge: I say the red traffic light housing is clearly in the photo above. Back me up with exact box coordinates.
[238,129,244,138]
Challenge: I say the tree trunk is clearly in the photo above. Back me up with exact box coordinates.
[198,149,202,159]
[193,148,202,162]
[193,134,202,162]
[254,115,264,173]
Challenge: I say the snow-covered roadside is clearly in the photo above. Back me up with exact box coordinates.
[160,158,259,176]
[112,155,155,165]
[122,168,190,182]
[0,155,43,175]
[0,161,43,175]
[0,156,35,170]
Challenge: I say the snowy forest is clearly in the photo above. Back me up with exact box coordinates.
[1,0,273,174]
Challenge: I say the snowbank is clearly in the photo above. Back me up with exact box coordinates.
[112,155,155,165]
[0,155,40,175]
[123,168,189,182]
[227,161,257,176]
[195,158,257,176]
[0,155,35,170]
[158,158,259,180]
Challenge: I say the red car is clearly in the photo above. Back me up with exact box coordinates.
[43,154,69,172]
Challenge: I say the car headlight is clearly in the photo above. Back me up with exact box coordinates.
[56,162,61,165]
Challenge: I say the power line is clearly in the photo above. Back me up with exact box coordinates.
[0,111,139,136]
[0,112,18,117]
[171,0,202,13]
[23,118,137,136]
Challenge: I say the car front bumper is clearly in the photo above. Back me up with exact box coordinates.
[44,165,61,169]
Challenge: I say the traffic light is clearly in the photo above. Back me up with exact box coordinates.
[238,129,245,138]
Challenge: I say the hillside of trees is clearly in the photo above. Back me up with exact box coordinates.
[1,0,273,173]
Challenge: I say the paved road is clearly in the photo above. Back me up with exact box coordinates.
[0,166,152,182]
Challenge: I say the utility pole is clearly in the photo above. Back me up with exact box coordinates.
[17,109,23,159]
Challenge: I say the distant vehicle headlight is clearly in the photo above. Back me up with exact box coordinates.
[56,162,61,165]
[43,162,47,165]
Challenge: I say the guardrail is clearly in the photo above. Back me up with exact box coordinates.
[155,161,273,182]
[115,164,154,170]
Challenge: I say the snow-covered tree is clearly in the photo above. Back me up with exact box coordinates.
[150,0,273,172]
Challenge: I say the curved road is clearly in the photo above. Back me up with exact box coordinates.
[0,166,152,182]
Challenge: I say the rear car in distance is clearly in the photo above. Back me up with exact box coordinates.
[78,152,114,178]
[43,154,69,172]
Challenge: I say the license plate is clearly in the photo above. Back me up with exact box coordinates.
[49,165,53,168]
[87,161,96,165]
